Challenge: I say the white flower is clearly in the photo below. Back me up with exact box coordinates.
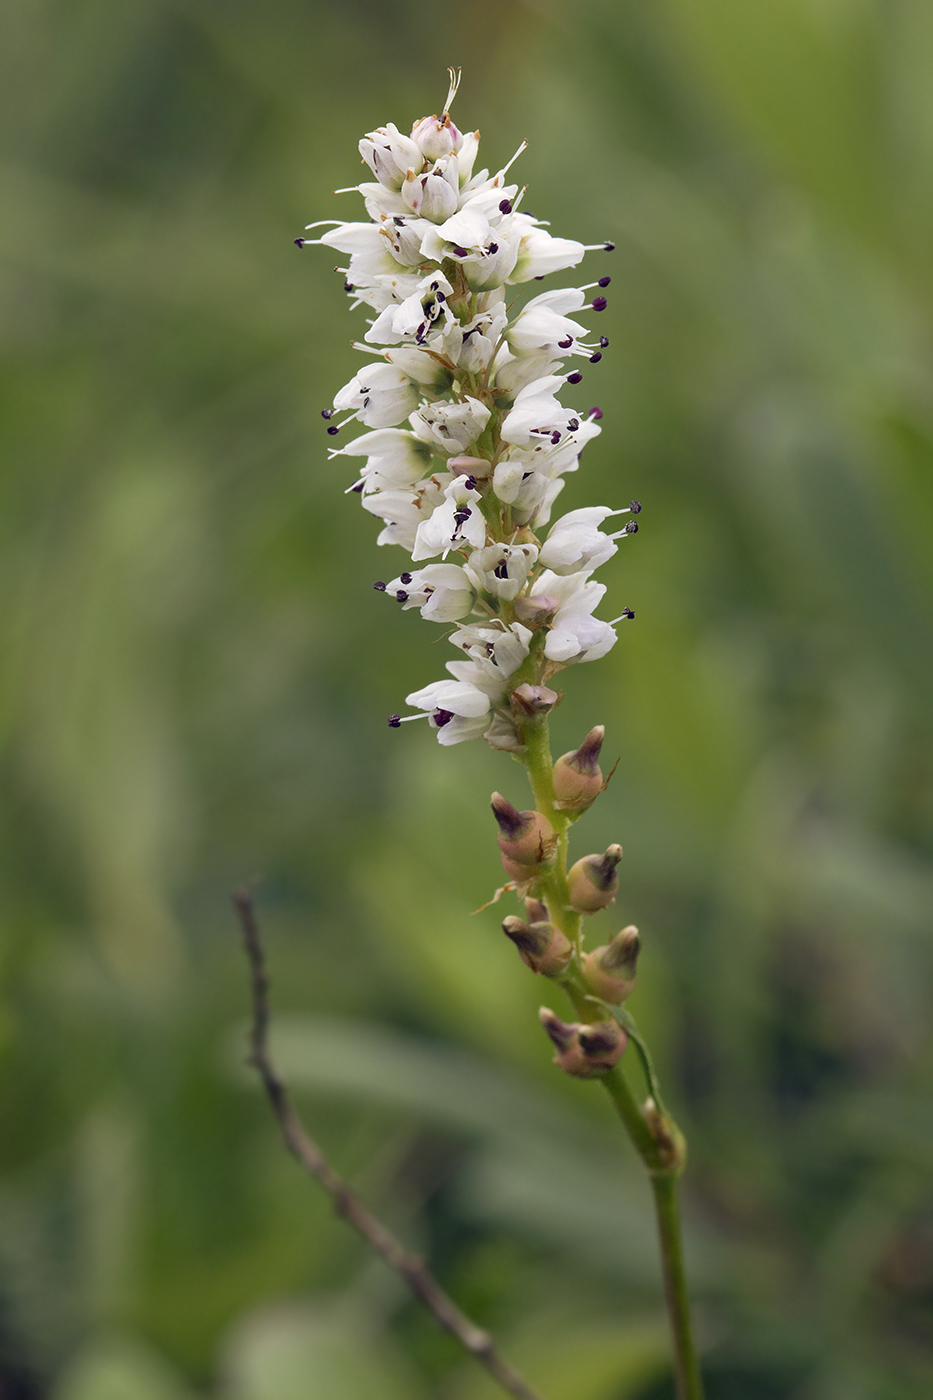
[508,216,587,283]
[538,506,635,575]
[530,569,617,664]
[411,477,486,560]
[401,154,461,222]
[466,543,538,601]
[410,395,491,454]
[332,363,419,429]
[441,309,507,374]
[359,123,424,190]
[507,288,589,357]
[360,476,449,551]
[381,563,475,622]
[333,428,434,493]
[448,622,532,677]
[403,678,493,745]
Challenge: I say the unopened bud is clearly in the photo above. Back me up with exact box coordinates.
[499,853,541,885]
[502,915,572,977]
[583,925,640,1003]
[538,1008,627,1078]
[513,595,559,629]
[410,112,462,161]
[567,844,623,913]
[510,683,560,716]
[491,793,556,864]
[553,726,605,812]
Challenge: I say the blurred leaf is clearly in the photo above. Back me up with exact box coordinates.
[51,1334,195,1400]
[217,1299,427,1400]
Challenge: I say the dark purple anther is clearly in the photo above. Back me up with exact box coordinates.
[567,371,583,385]
[374,581,387,592]
[630,499,641,514]
[603,241,615,251]
[592,296,608,312]
[589,352,602,363]
[400,572,413,584]
[488,242,499,253]
[433,709,454,728]
[294,238,305,247]
[453,246,469,257]
[588,406,603,420]
[625,521,638,535]
[620,607,635,619]
[395,591,409,602]
[558,337,573,349]
[327,425,340,435]
[597,276,611,288]
[388,715,402,728]
[344,281,354,292]
[436,291,445,302]
[551,430,562,445]
[351,481,364,493]
[453,508,471,527]
[321,409,333,419]
[499,199,512,213]
[567,417,580,431]
[599,336,609,348]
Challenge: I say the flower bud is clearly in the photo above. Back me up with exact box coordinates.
[491,793,556,865]
[539,1008,627,1078]
[410,112,462,161]
[502,915,572,977]
[359,124,424,190]
[567,844,623,913]
[583,925,640,1003]
[553,725,604,812]
[509,683,560,717]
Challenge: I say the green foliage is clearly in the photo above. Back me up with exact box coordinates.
[1,0,932,1396]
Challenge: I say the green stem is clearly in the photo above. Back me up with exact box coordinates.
[651,1174,705,1400]
[519,713,704,1398]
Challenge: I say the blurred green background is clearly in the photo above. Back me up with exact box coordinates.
[2,0,932,1396]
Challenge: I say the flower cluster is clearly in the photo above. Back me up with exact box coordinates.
[301,71,639,748]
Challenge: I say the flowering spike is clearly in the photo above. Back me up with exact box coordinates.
[303,85,640,747]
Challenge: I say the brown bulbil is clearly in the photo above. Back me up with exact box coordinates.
[538,1007,627,1078]
[490,792,556,864]
[567,843,623,913]
[553,725,605,812]
[583,925,641,1003]
[502,915,572,977]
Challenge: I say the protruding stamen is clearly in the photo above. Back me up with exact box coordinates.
[566,371,583,385]
[591,296,608,312]
[597,276,611,287]
[443,66,462,116]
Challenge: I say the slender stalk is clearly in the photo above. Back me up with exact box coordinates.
[519,715,705,1399]
[652,1174,705,1400]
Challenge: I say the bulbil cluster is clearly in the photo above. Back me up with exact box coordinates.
[491,725,641,1080]
[302,71,639,752]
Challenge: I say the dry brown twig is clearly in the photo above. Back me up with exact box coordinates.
[233,888,546,1400]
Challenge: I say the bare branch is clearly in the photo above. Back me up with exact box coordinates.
[233,888,546,1400]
